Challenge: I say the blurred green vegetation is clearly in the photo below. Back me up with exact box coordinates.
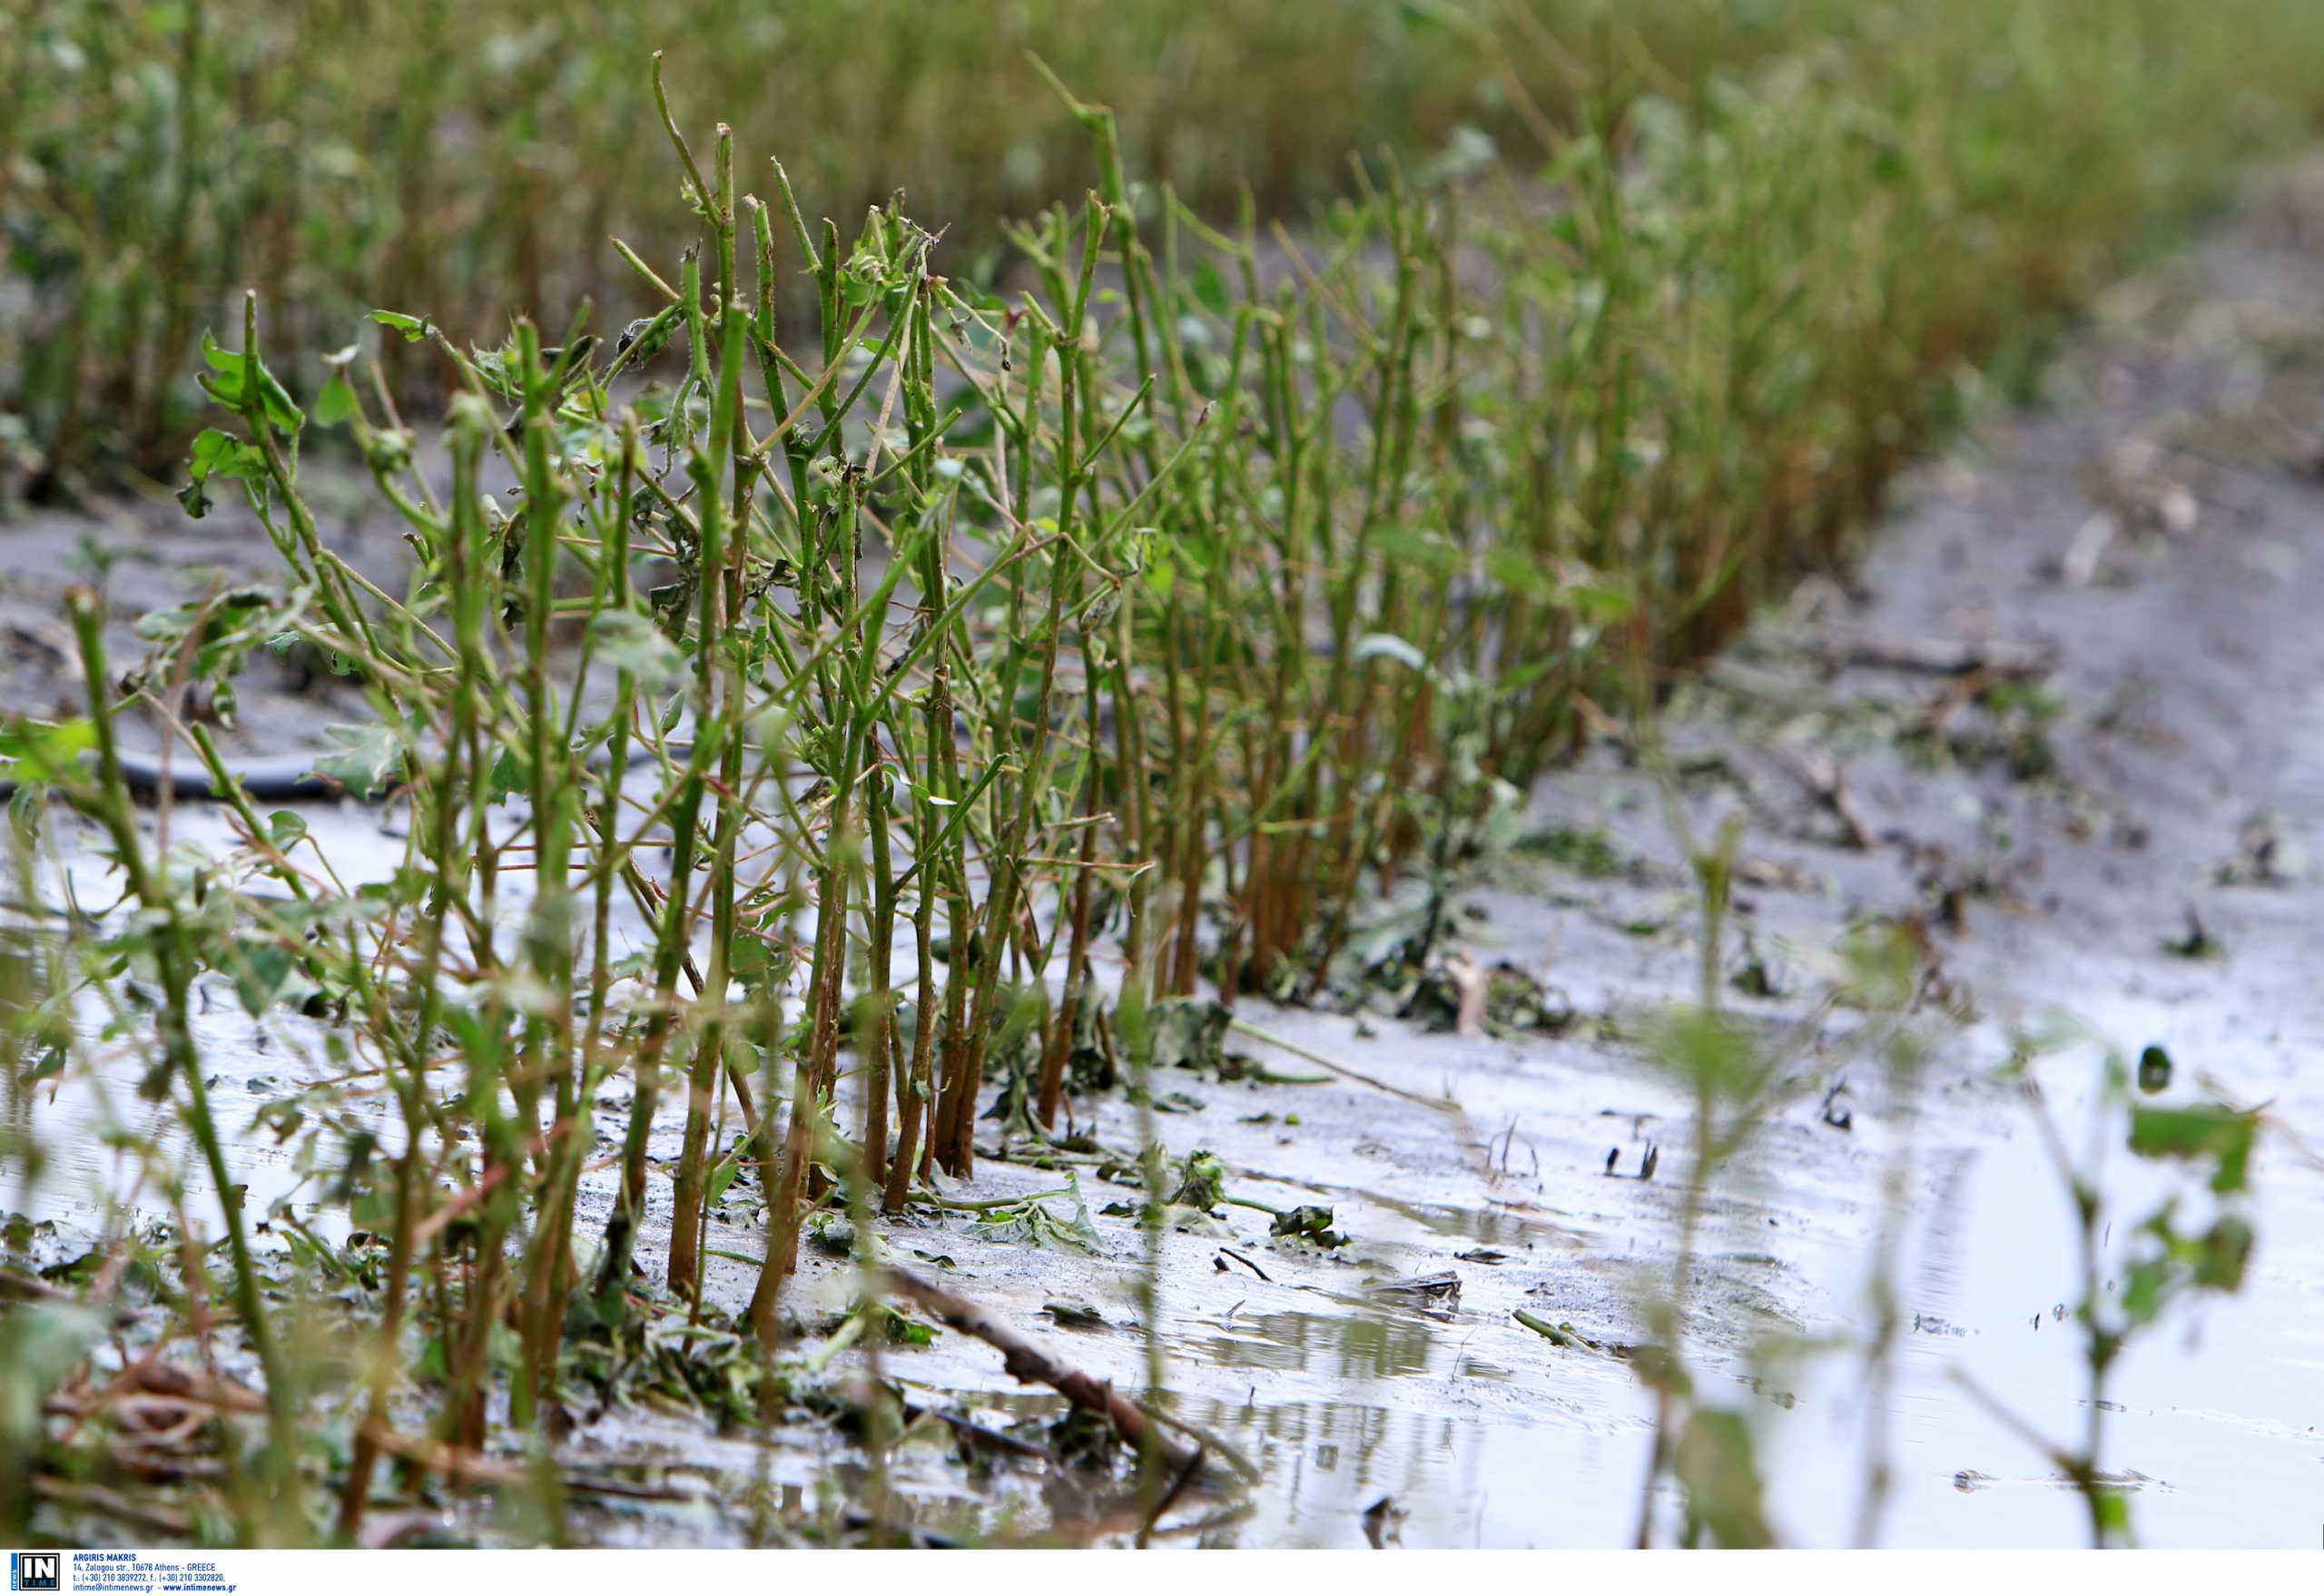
[17,0,2317,490]
[3,0,1541,483]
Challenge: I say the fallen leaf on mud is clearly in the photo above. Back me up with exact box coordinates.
[1785,746,1879,851]
[1147,997,1230,1071]
[1043,1298,1107,1329]
[1268,1206,1348,1248]
[1364,1270,1462,1307]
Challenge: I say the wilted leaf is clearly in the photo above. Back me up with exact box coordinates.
[369,310,433,342]
[1147,997,1229,1072]
[198,332,305,434]
[1167,1148,1226,1212]
[1044,1298,1107,1328]
[313,723,405,799]
[587,607,688,694]
[1269,1205,1348,1247]
[966,1175,1104,1254]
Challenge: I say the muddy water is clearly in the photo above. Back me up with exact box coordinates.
[11,163,2324,1547]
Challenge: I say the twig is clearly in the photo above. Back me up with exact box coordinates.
[1824,633,2055,679]
[1775,746,1878,852]
[899,1397,1058,1463]
[1136,1444,1207,1547]
[1947,1366,2075,1473]
[1216,1246,1271,1282]
[1226,1020,1456,1111]
[1146,1405,1260,1483]
[882,1266,1198,1473]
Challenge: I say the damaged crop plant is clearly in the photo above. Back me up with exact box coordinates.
[3,0,2323,1551]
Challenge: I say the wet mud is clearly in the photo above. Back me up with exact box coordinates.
[10,161,2324,1547]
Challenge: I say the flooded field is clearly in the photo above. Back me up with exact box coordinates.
[8,152,2324,1553]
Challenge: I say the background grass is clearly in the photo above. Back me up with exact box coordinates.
[23,0,2299,487]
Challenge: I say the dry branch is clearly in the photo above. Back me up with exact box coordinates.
[883,1266,1197,1473]
[1824,632,2055,679]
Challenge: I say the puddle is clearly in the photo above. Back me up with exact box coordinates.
[1324,1186,1581,1255]
[1178,1304,1458,1382]
[1752,1047,2324,1548]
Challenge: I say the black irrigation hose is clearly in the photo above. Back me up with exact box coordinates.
[2,739,702,803]
[0,747,340,803]
[124,749,342,802]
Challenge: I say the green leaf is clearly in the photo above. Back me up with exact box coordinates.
[705,1158,743,1206]
[2121,1254,2170,1325]
[586,607,688,695]
[2194,1214,2254,1291]
[369,310,433,342]
[314,373,357,428]
[198,333,304,434]
[1189,261,1232,317]
[1649,1007,1773,1108]
[1561,574,1637,623]
[1142,544,1177,603]
[487,745,530,803]
[2128,1103,2257,1193]
[1483,545,1559,599]
[872,1305,937,1345]
[0,717,95,786]
[180,429,269,519]
[313,723,405,799]
[228,943,310,1017]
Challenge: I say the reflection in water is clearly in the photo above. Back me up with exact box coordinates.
[2,931,346,1234]
[1179,1305,1458,1382]
[1332,1186,1579,1252]
[758,1299,1653,1548]
[873,1385,1642,1549]
[1763,1073,2324,1548]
